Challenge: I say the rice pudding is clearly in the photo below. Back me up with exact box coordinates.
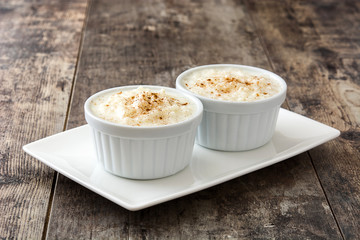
[176,64,287,151]
[84,85,203,179]
[183,67,281,102]
[90,86,195,126]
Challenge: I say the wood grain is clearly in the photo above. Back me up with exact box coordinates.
[0,0,87,239]
[127,154,340,239]
[246,0,360,238]
[47,0,342,238]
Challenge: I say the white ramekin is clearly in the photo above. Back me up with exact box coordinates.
[84,85,203,179]
[176,64,287,151]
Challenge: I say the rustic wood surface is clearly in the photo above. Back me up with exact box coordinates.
[0,0,358,239]
[246,1,360,238]
[0,0,88,239]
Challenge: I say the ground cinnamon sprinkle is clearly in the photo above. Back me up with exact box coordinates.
[183,67,281,102]
[90,87,195,126]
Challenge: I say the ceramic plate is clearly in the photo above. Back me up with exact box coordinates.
[23,109,340,211]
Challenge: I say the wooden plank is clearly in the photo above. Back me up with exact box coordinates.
[48,0,343,238]
[246,0,360,238]
[0,0,87,239]
[128,154,341,239]
[47,175,129,239]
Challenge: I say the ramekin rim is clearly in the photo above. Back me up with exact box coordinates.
[84,85,203,130]
[175,64,287,106]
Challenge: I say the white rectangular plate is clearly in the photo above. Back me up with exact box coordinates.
[23,109,340,211]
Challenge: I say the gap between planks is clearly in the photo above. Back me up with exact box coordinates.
[307,151,345,240]
[41,0,94,239]
[243,0,345,239]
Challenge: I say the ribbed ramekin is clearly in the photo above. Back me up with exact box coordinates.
[84,85,203,179]
[176,64,287,151]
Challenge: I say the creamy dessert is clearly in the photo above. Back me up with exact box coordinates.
[183,67,281,102]
[90,86,195,126]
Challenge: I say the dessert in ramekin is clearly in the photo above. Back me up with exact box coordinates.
[176,64,287,151]
[84,85,203,179]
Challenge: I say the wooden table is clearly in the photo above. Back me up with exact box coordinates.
[1,0,359,239]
